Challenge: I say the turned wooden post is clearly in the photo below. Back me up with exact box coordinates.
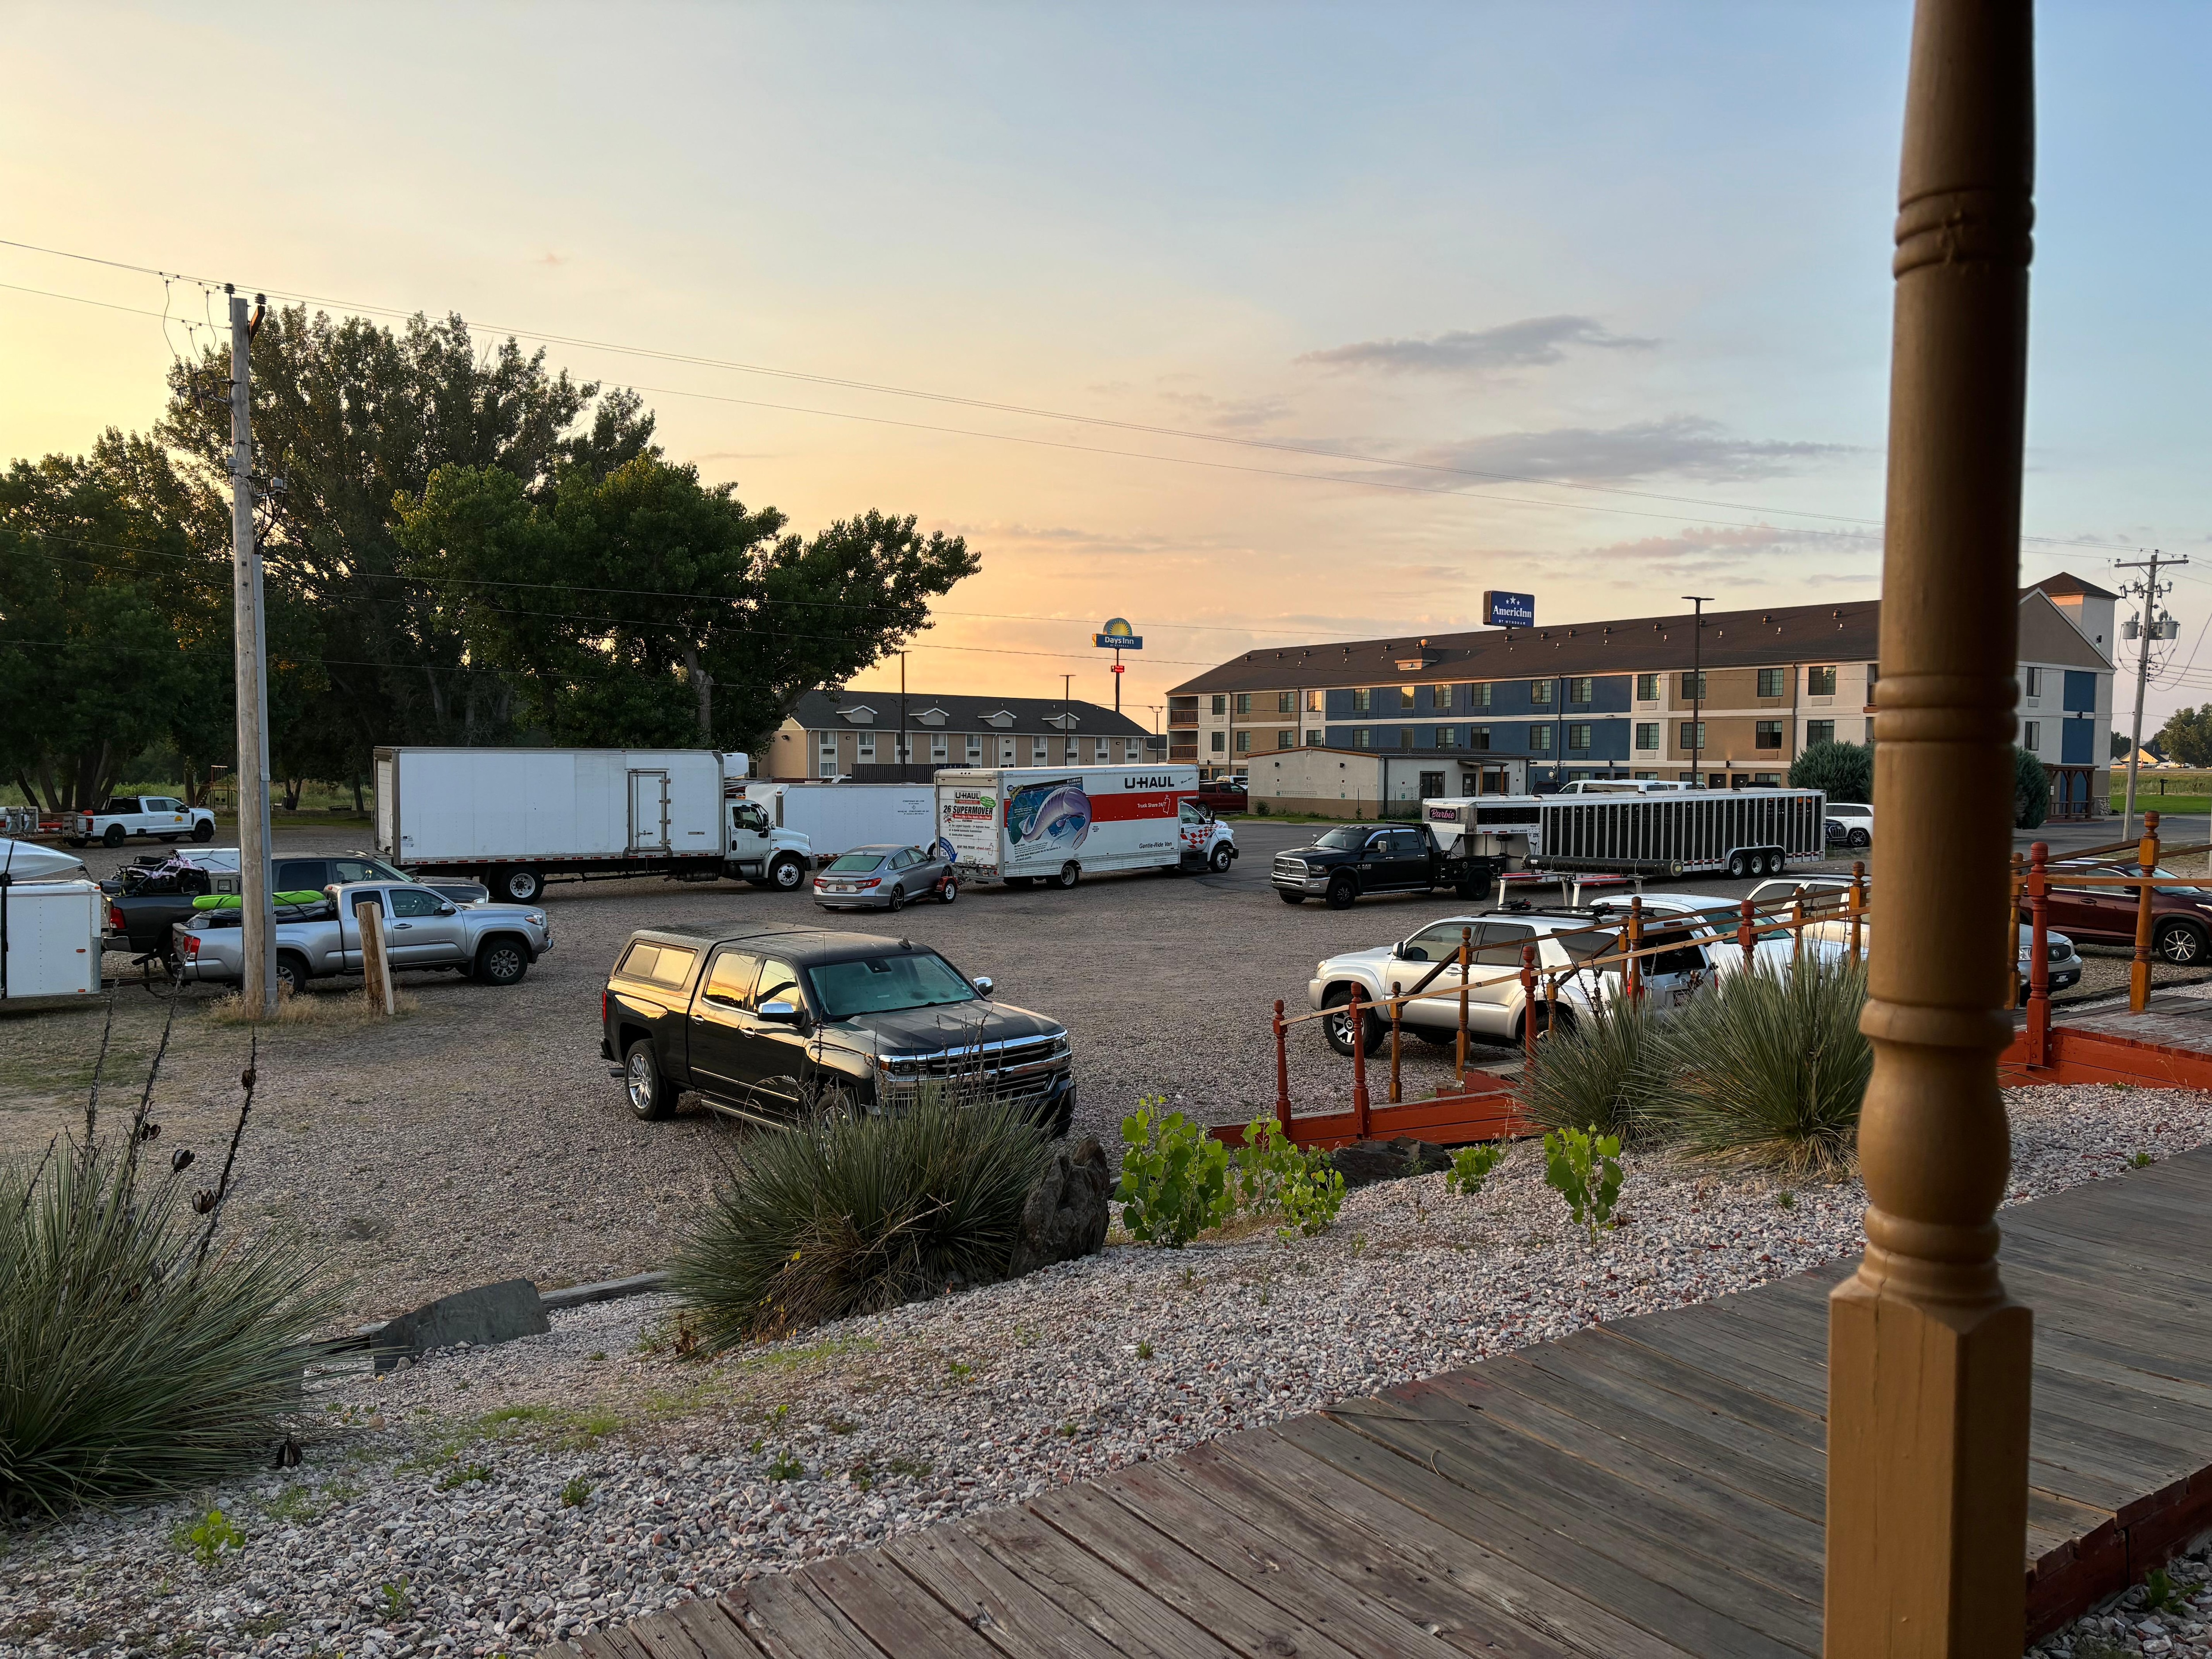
[1737,896,1756,967]
[1826,2,2036,1649]
[1348,987,1371,1137]
[1456,928,1471,1087]
[1849,860,1867,966]
[1519,943,1538,1067]
[2008,851,2025,1008]
[1792,893,1806,967]
[2027,843,2050,1067]
[2131,810,2161,1011]
[1388,989,1403,1105]
[1272,999,1291,1136]
[1626,897,1644,1001]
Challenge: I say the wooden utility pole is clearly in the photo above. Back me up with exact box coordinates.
[229,288,278,1019]
[1824,2,2035,1651]
[2117,549,2184,837]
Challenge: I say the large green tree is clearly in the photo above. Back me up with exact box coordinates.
[2156,706,2212,768]
[396,457,977,751]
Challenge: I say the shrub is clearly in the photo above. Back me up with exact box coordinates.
[1445,1143,1504,1197]
[669,1088,1052,1347]
[1542,1127,1624,1246]
[1518,992,1659,1144]
[1646,956,1870,1178]
[1,1137,342,1517]
[2013,744,2050,829]
[1788,739,1872,804]
[1116,1100,1232,1247]
[1233,1115,1345,1237]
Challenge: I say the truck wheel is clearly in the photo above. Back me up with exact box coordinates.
[498,867,545,903]
[1278,890,1305,905]
[103,824,126,847]
[275,951,311,996]
[769,855,805,891]
[624,1038,672,1121]
[1325,875,1358,910]
[1208,843,1233,874]
[1322,987,1385,1056]
[1054,863,1080,891]
[474,937,529,987]
[191,818,215,842]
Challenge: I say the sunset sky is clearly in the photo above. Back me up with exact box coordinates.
[7,3,2211,727]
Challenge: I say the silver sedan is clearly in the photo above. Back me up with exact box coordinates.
[812,844,957,912]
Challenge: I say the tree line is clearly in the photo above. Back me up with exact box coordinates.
[0,307,976,810]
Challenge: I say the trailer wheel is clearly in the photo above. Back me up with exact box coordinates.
[1726,851,1749,879]
[1054,862,1080,891]
[1325,874,1358,910]
[1763,850,1785,876]
[498,867,545,903]
[103,823,127,848]
[769,855,805,891]
[938,878,958,905]
[192,818,215,842]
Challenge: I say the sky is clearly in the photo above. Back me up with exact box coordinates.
[5,2,2211,730]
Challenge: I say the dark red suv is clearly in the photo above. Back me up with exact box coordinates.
[2030,863,2212,966]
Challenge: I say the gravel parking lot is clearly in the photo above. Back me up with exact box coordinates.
[0,819,2191,1323]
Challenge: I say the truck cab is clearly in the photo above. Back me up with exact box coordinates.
[725,799,813,890]
[1271,822,1491,909]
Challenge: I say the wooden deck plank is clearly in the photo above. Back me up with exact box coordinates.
[729,1574,886,1659]
[1561,1327,1828,1448]
[805,1553,1004,1659]
[661,1601,770,1659]
[879,1526,1133,1659]
[964,1502,1244,1659]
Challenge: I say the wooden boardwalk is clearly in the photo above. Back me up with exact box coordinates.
[565,1149,2212,1659]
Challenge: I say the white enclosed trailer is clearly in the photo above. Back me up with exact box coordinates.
[740,782,935,860]
[934,764,1235,887]
[0,877,103,1002]
[1423,787,1827,881]
[373,746,807,902]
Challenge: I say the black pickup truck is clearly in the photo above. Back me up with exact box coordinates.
[1271,823,1494,909]
[600,923,1075,1134]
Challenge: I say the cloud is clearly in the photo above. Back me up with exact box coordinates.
[1557,522,1880,580]
[1152,387,1294,431]
[1398,415,1851,486]
[1298,315,1657,376]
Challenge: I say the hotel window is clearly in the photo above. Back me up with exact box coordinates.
[1755,720,1784,751]
[1211,694,1227,715]
[1210,731,1226,753]
[1276,730,1294,749]
[1124,739,1142,761]
[1530,680,1553,706]
[1680,671,1706,700]
[1000,737,1017,764]
[1033,737,1048,762]
[1469,682,1491,708]
[1304,689,1322,712]
[1277,690,1295,714]
[1399,728,1415,749]
[1470,726,1491,751]
[2024,720,2041,752]
[1235,730,1252,753]
[1436,726,1459,749]
[1352,687,1372,712]
[1529,725,1553,753]
[1094,738,1108,762]
[1680,721,1707,750]
[1304,730,1322,746]
[857,733,876,760]
[1236,693,1252,715]
[1807,665,1838,696]
[1757,668,1786,698]
[1568,678,1594,706]
[1636,673,1660,701]
[818,736,839,779]
[1431,684,1452,709]
[1807,719,1835,746]
[1355,729,1373,749]
[1567,723,1592,752]
[1754,773,1781,787]
[931,733,949,762]
[2024,666,2043,697]
[1399,685,1417,710]
[1635,722,1660,751]
[1063,738,1079,762]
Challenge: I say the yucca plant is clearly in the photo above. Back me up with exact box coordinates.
[1645,956,1871,1178]
[1,1028,341,1517]
[670,1086,1052,1348]
[1518,991,1661,1144]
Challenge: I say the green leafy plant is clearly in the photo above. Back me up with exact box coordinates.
[1445,1143,1505,1197]
[1777,1189,1796,1210]
[1542,1127,1624,1246]
[1645,957,1871,1177]
[558,1475,593,1508]
[1134,1340,1154,1360]
[182,1507,245,1566]
[1233,1116,1345,1237]
[1519,992,1659,1143]
[436,1463,492,1492]
[380,1579,410,1621]
[766,1452,806,1482]
[2131,1151,2155,1169]
[1116,1100,1233,1247]
[2142,1566,2186,1616]
[669,1086,1052,1346]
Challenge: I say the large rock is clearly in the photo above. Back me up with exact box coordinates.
[372,1277,548,1373]
[1325,1137,1453,1189]
[1010,1137,1112,1277]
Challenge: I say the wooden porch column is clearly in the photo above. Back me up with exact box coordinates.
[1824,2,2035,1653]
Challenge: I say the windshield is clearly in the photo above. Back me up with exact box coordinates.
[807,951,979,1018]
[1313,828,1365,850]
[1553,927,1622,962]
[827,851,886,873]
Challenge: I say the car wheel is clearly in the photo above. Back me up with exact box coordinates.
[474,937,529,987]
[499,866,545,903]
[2154,919,2208,966]
[274,951,310,996]
[814,1082,862,1121]
[1848,828,1870,849]
[624,1039,672,1121]
[192,818,215,842]
[888,884,906,912]
[1321,987,1385,1057]
[1055,863,1080,891]
[103,824,126,847]
[1325,875,1358,910]
[1208,843,1233,874]
[1726,851,1748,879]
[938,878,958,904]
[1278,890,1305,905]
[770,855,805,891]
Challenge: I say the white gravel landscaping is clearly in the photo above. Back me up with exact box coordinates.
[3,1083,2208,1659]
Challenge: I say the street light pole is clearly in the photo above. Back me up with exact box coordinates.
[1683,595,1713,786]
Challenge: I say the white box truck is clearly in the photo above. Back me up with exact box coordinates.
[0,877,103,1002]
[373,747,813,902]
[739,782,936,860]
[933,764,1236,888]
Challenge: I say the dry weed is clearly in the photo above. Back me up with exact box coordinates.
[204,984,418,1027]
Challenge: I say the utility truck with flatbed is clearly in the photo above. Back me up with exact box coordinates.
[374,746,810,902]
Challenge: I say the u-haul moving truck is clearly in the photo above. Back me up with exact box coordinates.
[933,765,1236,888]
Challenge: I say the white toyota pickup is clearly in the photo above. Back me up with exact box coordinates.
[70,795,216,848]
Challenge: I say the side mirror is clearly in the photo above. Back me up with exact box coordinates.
[437,902,457,915]
[972,975,995,997]
[758,1000,803,1026]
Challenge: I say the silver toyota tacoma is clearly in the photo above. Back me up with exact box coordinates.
[173,880,552,994]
